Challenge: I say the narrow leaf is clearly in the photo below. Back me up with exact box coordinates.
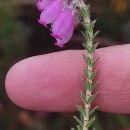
[83,22,92,33]
[73,116,83,127]
[80,8,88,17]
[82,43,92,54]
[81,22,88,30]
[91,81,100,91]
[85,31,92,40]
[86,116,96,128]
[82,79,87,90]
[87,57,92,67]
[90,70,97,80]
[77,125,82,130]
[90,45,95,53]
[93,43,99,49]
[90,20,97,31]
[82,43,91,52]
[77,105,86,116]
[81,31,87,39]
[86,81,91,91]
[82,43,88,50]
[86,5,90,15]
[92,57,100,66]
[82,80,91,91]
[83,69,89,80]
[80,91,88,104]
[89,106,98,116]
[90,43,98,53]
[82,54,88,64]
[80,114,84,122]
[87,92,98,104]
[92,31,99,40]
[82,6,89,17]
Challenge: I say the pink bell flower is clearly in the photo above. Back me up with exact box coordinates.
[51,8,75,47]
[38,0,63,27]
[36,0,52,11]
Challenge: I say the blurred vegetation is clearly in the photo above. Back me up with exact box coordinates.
[0,0,130,130]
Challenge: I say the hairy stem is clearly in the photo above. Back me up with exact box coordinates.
[72,1,99,130]
[81,3,93,130]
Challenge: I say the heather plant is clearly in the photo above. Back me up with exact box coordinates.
[36,0,99,130]
[3,0,130,130]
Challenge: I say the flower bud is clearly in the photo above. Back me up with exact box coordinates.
[36,0,52,11]
[51,8,75,47]
[38,0,63,27]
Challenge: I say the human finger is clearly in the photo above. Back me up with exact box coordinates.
[5,44,130,113]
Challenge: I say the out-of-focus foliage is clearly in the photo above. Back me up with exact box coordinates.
[0,2,28,130]
[0,3,28,59]
[110,0,128,12]
[92,0,130,43]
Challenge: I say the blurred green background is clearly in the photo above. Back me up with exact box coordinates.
[0,0,130,130]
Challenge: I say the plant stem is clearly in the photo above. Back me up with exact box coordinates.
[81,3,93,130]
[72,1,99,130]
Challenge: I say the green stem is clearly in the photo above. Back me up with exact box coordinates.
[82,5,93,130]
[72,1,99,130]
[78,1,98,130]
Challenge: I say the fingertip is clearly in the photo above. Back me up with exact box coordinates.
[5,51,85,111]
[5,45,130,113]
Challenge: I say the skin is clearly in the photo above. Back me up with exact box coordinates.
[5,44,130,115]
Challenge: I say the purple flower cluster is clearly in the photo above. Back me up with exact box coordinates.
[36,0,75,47]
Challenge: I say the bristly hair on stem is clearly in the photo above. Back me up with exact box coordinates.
[71,0,100,130]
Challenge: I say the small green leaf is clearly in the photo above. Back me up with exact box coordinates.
[93,43,99,49]
[82,79,87,90]
[81,31,87,39]
[92,57,100,66]
[80,114,84,122]
[80,8,88,17]
[77,125,82,130]
[90,43,98,53]
[90,20,97,31]
[81,22,88,30]
[82,43,92,54]
[92,31,99,40]
[82,80,91,91]
[90,70,97,80]
[82,43,88,50]
[80,91,88,104]
[90,46,95,53]
[87,57,92,67]
[83,69,89,80]
[81,6,90,17]
[89,106,98,116]
[86,5,90,15]
[86,116,96,128]
[84,23,93,33]
[73,116,83,127]
[91,81,100,91]
[87,92,98,104]
[82,54,88,64]
[85,31,92,41]
[86,81,91,91]
[76,105,86,116]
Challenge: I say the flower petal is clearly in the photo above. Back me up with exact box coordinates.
[52,8,75,47]
[36,0,53,11]
[38,0,63,27]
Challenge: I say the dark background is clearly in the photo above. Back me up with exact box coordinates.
[0,0,130,130]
